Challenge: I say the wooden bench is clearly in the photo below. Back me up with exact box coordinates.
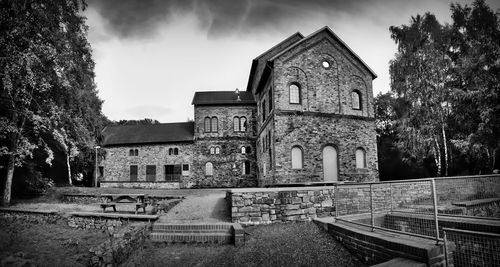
[99,202,147,214]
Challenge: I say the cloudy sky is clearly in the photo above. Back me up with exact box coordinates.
[84,0,500,123]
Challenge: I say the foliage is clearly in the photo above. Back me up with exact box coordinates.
[0,0,107,204]
[380,0,500,179]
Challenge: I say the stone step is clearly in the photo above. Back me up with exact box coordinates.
[150,232,233,244]
[152,223,233,233]
[150,222,245,246]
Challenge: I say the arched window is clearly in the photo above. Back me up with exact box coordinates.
[215,147,220,155]
[129,149,134,156]
[210,147,215,155]
[205,162,213,176]
[168,148,173,155]
[241,146,246,154]
[134,149,138,156]
[211,116,218,132]
[233,117,240,132]
[289,83,301,104]
[352,91,361,110]
[204,117,211,132]
[242,160,251,175]
[240,117,247,132]
[174,148,179,155]
[291,146,303,169]
[246,146,252,154]
[356,148,366,168]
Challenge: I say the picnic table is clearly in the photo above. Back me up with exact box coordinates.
[99,193,148,214]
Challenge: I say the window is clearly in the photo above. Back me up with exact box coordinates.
[322,60,330,68]
[215,147,220,155]
[233,116,247,132]
[240,117,246,132]
[211,116,218,132]
[174,148,179,155]
[135,149,138,156]
[352,91,361,110]
[129,149,134,156]
[182,164,190,176]
[233,117,239,132]
[205,162,213,176]
[130,165,138,181]
[241,146,246,154]
[242,160,251,175]
[204,117,211,132]
[146,165,156,181]
[165,165,181,182]
[129,149,138,156]
[291,146,303,169]
[262,100,266,122]
[246,146,252,154]
[168,148,173,155]
[356,148,366,168]
[289,83,300,104]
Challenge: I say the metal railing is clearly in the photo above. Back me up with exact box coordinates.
[334,175,500,243]
[443,228,500,267]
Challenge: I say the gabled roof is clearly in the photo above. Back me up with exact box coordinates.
[246,26,377,95]
[246,32,304,93]
[101,122,194,146]
[269,26,377,79]
[191,91,255,105]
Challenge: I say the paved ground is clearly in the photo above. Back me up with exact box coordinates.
[158,190,230,222]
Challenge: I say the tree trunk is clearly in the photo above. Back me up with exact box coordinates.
[434,137,442,177]
[442,124,449,176]
[66,151,72,186]
[1,139,17,206]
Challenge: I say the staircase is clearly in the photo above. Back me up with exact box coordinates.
[150,222,244,246]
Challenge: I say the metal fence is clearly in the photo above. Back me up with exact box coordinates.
[333,175,500,266]
[335,178,441,241]
[443,228,500,267]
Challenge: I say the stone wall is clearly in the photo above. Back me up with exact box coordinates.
[270,114,378,184]
[0,209,60,224]
[253,29,378,185]
[101,143,195,188]
[227,187,336,225]
[89,223,150,267]
[100,181,181,189]
[67,215,126,231]
[191,104,258,187]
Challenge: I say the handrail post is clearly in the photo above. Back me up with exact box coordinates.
[334,185,339,218]
[370,184,374,231]
[431,179,440,243]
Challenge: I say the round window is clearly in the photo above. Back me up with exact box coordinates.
[322,60,330,68]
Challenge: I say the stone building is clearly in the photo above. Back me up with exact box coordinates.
[99,26,378,189]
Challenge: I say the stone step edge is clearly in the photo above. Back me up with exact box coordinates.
[152,224,234,231]
[150,232,233,243]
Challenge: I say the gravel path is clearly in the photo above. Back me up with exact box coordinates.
[158,191,230,223]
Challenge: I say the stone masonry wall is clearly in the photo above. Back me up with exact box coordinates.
[101,143,195,188]
[254,29,378,185]
[227,187,336,225]
[270,114,378,185]
[192,104,258,187]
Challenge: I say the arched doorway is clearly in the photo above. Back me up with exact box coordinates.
[323,146,338,182]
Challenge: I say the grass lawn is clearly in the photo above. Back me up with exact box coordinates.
[0,218,108,266]
[123,221,366,267]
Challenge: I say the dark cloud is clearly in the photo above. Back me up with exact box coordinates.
[87,0,383,39]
